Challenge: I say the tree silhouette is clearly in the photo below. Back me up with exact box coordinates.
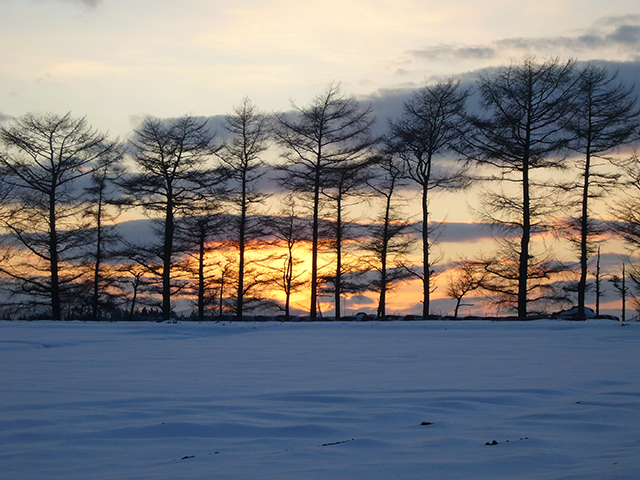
[445,259,487,318]
[274,83,376,320]
[175,212,228,322]
[261,194,309,321]
[83,161,125,320]
[120,115,222,321]
[609,262,629,322]
[389,78,470,318]
[613,155,640,248]
[217,98,271,320]
[320,161,374,319]
[563,63,639,319]
[363,154,415,318]
[465,57,578,317]
[0,113,122,320]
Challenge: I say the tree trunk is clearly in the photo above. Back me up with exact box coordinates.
[128,277,139,322]
[577,141,592,320]
[91,186,104,322]
[310,162,321,321]
[285,243,293,322]
[236,172,247,321]
[334,193,342,321]
[621,263,626,322]
[421,187,429,319]
[198,231,205,322]
[378,189,392,319]
[595,247,601,316]
[162,190,174,321]
[49,188,61,321]
[219,274,225,319]
[518,152,531,319]
[454,298,461,318]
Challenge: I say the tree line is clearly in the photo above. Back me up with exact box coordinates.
[1,56,639,322]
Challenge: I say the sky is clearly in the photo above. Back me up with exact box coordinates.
[2,0,640,317]
[2,0,640,138]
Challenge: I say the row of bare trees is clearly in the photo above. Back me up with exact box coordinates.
[1,56,639,321]
[462,58,640,319]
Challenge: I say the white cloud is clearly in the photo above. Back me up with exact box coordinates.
[32,0,101,7]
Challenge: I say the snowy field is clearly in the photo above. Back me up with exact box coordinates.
[1,320,639,480]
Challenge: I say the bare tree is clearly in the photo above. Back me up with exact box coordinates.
[613,154,640,247]
[445,259,487,318]
[115,262,154,321]
[0,113,122,320]
[120,115,221,321]
[0,163,15,276]
[319,161,375,319]
[175,212,228,322]
[213,252,237,319]
[0,163,13,229]
[593,246,605,316]
[625,260,640,319]
[609,262,629,322]
[473,239,569,315]
[261,194,309,321]
[362,154,415,318]
[611,157,640,320]
[217,98,271,320]
[563,63,639,319]
[465,57,578,317]
[389,78,470,319]
[83,161,126,320]
[274,83,376,320]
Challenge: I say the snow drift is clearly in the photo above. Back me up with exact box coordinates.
[1,320,639,479]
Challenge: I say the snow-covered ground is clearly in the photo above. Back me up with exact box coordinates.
[1,320,639,480]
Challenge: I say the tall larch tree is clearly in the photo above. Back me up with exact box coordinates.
[0,113,122,320]
[564,63,639,319]
[466,56,578,317]
[389,78,470,319]
[363,154,415,319]
[274,83,376,321]
[120,115,221,321]
[217,98,271,320]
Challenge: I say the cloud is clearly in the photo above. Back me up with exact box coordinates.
[0,112,13,123]
[410,44,497,61]
[436,222,497,244]
[32,0,101,8]
[607,24,640,46]
[600,14,640,27]
[349,294,375,306]
[410,15,640,62]
[362,58,639,137]
[595,249,640,274]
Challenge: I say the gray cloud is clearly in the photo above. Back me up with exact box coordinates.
[495,24,640,52]
[600,14,640,27]
[410,15,640,61]
[349,295,375,306]
[607,24,640,46]
[394,221,501,246]
[0,111,13,123]
[436,221,500,244]
[410,44,496,61]
[365,57,639,136]
[394,68,413,76]
[458,46,496,59]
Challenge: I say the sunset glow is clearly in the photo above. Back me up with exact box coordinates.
[1,1,640,319]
